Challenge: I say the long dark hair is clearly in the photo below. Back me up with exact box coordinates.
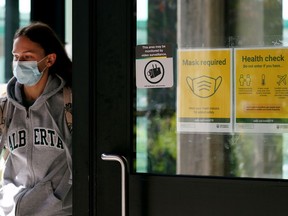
[14,22,72,87]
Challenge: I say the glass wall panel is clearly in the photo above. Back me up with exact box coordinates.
[135,0,288,179]
[0,0,30,84]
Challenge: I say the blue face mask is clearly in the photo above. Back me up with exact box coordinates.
[12,56,48,86]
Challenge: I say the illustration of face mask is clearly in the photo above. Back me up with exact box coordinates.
[186,75,222,98]
[13,56,48,86]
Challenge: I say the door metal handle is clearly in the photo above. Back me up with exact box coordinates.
[101,154,127,216]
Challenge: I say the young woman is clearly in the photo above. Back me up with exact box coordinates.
[0,22,72,216]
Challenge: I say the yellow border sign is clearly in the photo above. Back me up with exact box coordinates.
[235,47,288,133]
[177,49,232,133]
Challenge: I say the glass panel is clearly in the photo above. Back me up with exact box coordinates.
[65,0,72,59]
[0,1,5,83]
[134,0,288,179]
[19,0,30,27]
[0,0,30,84]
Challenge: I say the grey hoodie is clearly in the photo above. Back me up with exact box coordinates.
[0,74,72,216]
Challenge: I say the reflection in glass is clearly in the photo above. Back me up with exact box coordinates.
[135,0,288,179]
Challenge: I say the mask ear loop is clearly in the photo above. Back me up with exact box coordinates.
[37,56,50,73]
[37,55,49,64]
[42,65,49,73]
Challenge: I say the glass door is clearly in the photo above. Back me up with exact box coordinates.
[73,0,288,215]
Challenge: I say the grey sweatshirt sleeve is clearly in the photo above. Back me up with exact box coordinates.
[0,96,8,150]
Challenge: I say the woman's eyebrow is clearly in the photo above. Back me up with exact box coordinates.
[11,50,35,55]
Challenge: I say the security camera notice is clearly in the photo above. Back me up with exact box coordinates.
[136,44,173,88]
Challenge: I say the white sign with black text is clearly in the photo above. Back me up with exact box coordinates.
[136,44,174,88]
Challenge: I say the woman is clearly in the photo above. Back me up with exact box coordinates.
[0,22,72,216]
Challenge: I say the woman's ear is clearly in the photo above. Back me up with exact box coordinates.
[46,53,57,67]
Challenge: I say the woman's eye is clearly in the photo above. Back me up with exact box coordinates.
[24,56,32,60]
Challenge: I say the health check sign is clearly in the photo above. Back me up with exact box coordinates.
[235,47,288,133]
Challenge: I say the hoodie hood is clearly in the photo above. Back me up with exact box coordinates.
[7,74,66,109]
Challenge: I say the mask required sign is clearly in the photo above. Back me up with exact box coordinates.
[177,48,233,133]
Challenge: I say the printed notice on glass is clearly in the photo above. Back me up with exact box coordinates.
[235,47,288,133]
[177,49,232,133]
[136,44,173,88]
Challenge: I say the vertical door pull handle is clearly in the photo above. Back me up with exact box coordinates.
[101,154,127,216]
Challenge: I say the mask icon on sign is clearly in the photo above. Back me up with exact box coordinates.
[186,75,222,98]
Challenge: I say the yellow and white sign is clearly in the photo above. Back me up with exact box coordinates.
[235,47,288,133]
[177,49,232,133]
